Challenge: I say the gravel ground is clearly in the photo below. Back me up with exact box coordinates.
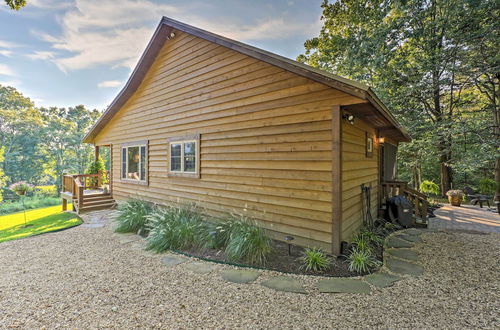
[0,211,499,329]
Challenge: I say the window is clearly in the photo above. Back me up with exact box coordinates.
[121,141,147,182]
[168,135,199,177]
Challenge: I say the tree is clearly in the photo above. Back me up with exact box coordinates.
[299,0,497,195]
[4,0,26,10]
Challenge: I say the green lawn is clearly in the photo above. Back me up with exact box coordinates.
[0,204,82,243]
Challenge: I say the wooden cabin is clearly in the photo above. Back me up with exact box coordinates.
[62,17,428,254]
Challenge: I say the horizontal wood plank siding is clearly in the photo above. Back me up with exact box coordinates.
[341,119,380,242]
[93,30,365,252]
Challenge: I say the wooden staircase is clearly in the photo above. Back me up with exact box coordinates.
[381,181,429,227]
[74,193,116,213]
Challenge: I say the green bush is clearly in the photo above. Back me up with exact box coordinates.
[354,226,383,247]
[221,215,272,265]
[299,247,331,272]
[347,248,380,274]
[479,178,497,195]
[420,180,440,196]
[145,204,209,253]
[0,196,60,215]
[114,199,154,234]
[35,185,58,198]
[86,157,107,185]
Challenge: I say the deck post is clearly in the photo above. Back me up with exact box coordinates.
[62,198,67,211]
[95,145,100,161]
[331,105,342,255]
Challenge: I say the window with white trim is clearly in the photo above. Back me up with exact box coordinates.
[121,141,147,182]
[168,136,199,177]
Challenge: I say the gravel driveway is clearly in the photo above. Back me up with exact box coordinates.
[0,211,499,329]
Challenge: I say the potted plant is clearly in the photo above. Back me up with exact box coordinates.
[446,190,464,206]
[9,181,34,227]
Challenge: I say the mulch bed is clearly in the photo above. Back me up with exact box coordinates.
[184,239,382,277]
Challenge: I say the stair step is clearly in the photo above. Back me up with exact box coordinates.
[79,199,115,207]
[78,202,116,213]
[83,194,111,201]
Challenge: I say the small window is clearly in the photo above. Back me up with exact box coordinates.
[121,141,147,182]
[168,135,199,177]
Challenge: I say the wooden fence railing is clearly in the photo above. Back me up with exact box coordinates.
[381,180,429,225]
[62,171,109,193]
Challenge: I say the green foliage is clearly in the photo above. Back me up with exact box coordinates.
[4,0,26,10]
[479,178,497,195]
[34,185,58,198]
[86,157,107,186]
[114,199,154,234]
[220,214,273,265]
[0,196,61,215]
[347,248,380,274]
[420,180,440,196]
[351,226,383,253]
[299,248,331,272]
[299,0,498,196]
[145,204,209,253]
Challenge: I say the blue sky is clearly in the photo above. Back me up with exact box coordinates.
[0,0,323,110]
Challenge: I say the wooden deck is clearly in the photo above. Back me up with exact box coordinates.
[61,172,115,213]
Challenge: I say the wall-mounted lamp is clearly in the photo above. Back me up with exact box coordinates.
[166,32,176,40]
[342,113,355,125]
[378,137,385,144]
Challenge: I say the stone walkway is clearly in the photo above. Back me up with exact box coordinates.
[430,204,500,233]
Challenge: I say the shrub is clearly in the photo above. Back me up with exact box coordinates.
[355,226,384,247]
[114,199,154,234]
[86,157,107,186]
[347,248,380,274]
[299,247,331,272]
[145,204,209,253]
[420,180,440,196]
[0,196,60,215]
[222,215,272,265]
[479,178,497,195]
[35,185,58,198]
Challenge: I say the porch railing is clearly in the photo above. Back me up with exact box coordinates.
[381,180,429,225]
[62,170,109,192]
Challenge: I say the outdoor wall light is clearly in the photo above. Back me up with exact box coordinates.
[284,236,294,256]
[378,137,385,144]
[342,113,355,124]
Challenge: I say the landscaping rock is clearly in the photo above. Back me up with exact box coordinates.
[317,278,371,294]
[364,272,401,288]
[396,234,422,243]
[387,248,420,261]
[386,236,413,248]
[221,269,260,284]
[405,228,423,235]
[161,254,188,267]
[261,276,306,294]
[185,261,217,274]
[385,258,424,276]
[81,223,104,228]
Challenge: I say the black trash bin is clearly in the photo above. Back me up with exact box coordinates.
[385,195,413,227]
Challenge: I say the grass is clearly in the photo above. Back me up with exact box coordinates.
[114,199,154,234]
[0,204,82,243]
[145,204,209,253]
[221,215,273,265]
[299,247,331,272]
[0,196,61,215]
[347,248,381,274]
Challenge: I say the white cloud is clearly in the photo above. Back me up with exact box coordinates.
[0,50,13,57]
[26,50,56,60]
[0,40,19,48]
[36,0,321,72]
[0,79,21,88]
[97,80,122,88]
[30,0,74,8]
[0,64,15,76]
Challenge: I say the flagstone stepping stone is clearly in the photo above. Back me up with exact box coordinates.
[317,278,371,294]
[405,228,423,235]
[161,254,188,267]
[385,258,424,276]
[396,234,422,243]
[364,272,401,288]
[221,269,260,284]
[184,262,217,274]
[387,248,420,261]
[261,276,306,294]
[386,236,413,248]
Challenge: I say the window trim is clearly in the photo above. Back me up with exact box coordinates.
[167,134,200,178]
[120,140,148,185]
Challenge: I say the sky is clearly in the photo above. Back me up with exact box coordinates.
[0,0,324,110]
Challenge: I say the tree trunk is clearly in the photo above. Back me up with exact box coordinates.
[495,157,500,202]
[440,153,453,195]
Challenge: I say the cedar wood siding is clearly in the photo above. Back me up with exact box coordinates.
[93,30,367,252]
[341,119,380,242]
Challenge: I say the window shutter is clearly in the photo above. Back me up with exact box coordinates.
[121,147,126,179]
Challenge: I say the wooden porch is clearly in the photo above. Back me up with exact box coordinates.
[381,180,429,227]
[61,171,116,214]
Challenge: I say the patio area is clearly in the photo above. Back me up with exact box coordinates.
[430,204,500,233]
